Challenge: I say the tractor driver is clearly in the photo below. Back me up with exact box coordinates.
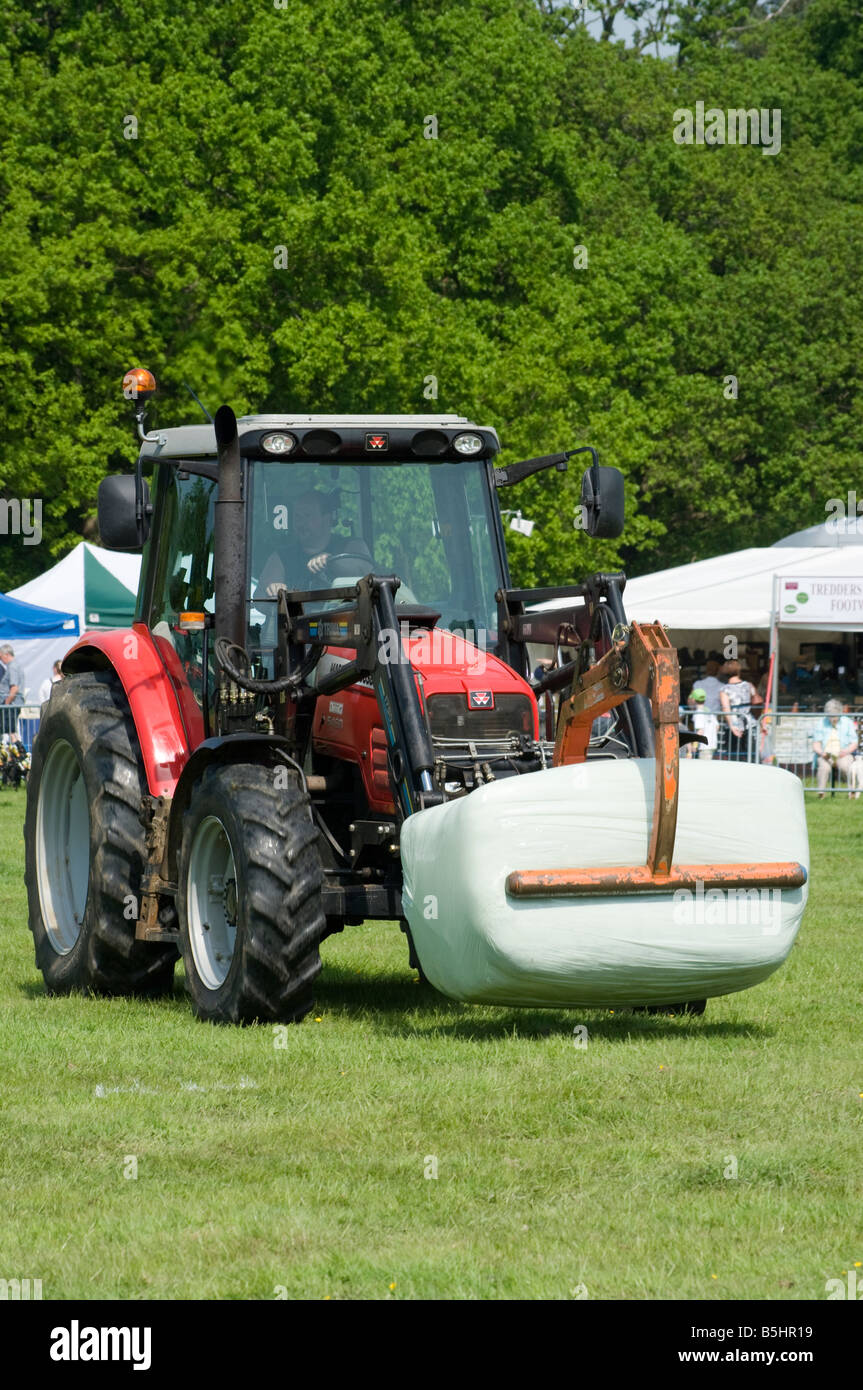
[256,489,372,601]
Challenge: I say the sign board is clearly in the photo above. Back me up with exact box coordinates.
[771,716,814,765]
[778,576,863,625]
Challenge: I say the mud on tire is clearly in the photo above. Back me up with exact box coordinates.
[24,670,178,995]
[177,763,325,1025]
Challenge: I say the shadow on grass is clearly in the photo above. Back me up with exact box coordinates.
[315,961,770,1042]
[14,968,771,1043]
[16,978,188,1007]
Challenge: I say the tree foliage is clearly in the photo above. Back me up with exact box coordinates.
[0,0,861,595]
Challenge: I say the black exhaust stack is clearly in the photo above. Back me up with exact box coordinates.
[214,405,247,651]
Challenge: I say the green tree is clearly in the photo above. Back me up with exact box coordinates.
[0,0,861,598]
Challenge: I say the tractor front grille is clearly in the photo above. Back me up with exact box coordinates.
[426,693,534,741]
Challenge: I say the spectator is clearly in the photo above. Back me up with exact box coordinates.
[693,657,723,712]
[38,661,63,705]
[719,658,757,761]
[758,709,774,765]
[796,655,823,689]
[850,711,863,800]
[687,687,718,760]
[812,698,857,799]
[0,644,25,707]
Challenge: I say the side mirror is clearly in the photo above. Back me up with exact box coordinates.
[98,473,151,551]
[581,464,625,539]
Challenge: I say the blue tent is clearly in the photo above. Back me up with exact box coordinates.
[0,591,79,640]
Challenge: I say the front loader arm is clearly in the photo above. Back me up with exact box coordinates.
[507,621,806,899]
[280,574,439,819]
[553,621,680,877]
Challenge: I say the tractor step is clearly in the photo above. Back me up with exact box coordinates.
[135,927,181,945]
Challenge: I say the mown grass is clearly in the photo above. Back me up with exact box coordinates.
[0,787,860,1300]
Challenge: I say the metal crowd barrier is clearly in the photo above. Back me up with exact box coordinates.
[678,702,759,763]
[680,704,863,796]
[758,708,862,797]
[5,697,861,796]
[0,704,41,751]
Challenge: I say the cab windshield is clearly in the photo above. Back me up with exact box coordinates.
[248,459,502,649]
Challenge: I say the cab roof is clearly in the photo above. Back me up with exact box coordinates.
[139,414,500,461]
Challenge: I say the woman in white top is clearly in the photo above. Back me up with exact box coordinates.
[719,659,759,761]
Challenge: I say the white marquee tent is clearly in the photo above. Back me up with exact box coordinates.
[7,543,142,704]
[618,519,863,642]
[529,519,863,701]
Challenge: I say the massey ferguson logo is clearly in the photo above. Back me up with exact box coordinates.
[365,432,388,451]
[468,690,493,709]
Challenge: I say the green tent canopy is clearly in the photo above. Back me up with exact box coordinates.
[83,544,138,628]
[8,542,141,633]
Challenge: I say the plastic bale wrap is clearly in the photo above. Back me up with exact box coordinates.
[401,760,808,1008]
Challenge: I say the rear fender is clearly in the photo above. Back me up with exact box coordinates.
[62,626,191,797]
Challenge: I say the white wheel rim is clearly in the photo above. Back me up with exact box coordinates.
[186,816,239,991]
[36,739,90,955]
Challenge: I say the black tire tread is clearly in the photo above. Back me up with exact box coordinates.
[178,763,325,1024]
[24,670,177,995]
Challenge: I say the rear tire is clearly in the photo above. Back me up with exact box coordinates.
[24,670,178,996]
[177,763,325,1024]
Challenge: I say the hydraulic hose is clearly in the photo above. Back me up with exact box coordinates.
[214,637,320,695]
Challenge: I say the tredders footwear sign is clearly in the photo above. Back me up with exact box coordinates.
[780,578,863,623]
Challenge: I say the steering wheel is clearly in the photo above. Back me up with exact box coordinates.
[315,551,374,582]
[320,554,424,608]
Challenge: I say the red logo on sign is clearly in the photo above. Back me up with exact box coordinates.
[468,690,494,709]
[366,433,388,450]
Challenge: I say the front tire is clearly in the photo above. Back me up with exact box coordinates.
[177,763,325,1024]
[24,670,178,995]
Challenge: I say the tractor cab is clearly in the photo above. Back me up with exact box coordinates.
[98,387,635,811]
[243,433,506,666]
[101,405,617,675]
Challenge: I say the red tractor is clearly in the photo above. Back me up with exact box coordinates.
[24,372,807,1023]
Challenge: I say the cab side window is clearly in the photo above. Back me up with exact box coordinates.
[149,470,216,712]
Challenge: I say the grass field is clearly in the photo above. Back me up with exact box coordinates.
[0,787,860,1301]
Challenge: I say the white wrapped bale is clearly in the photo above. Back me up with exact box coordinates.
[401,759,809,1008]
